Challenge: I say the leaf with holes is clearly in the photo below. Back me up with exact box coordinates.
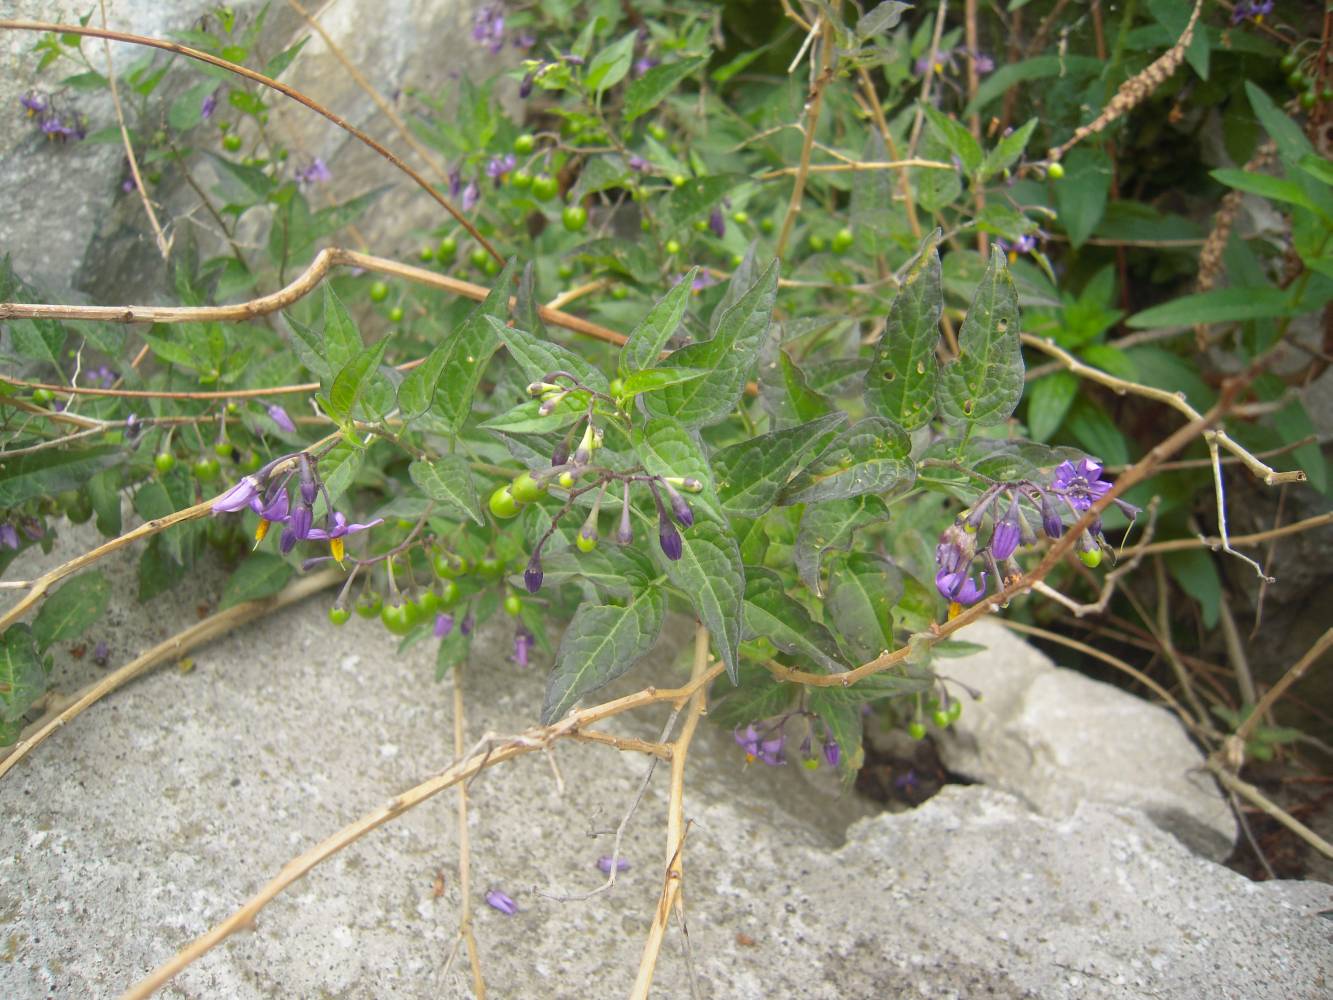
[657,519,745,682]
[713,413,846,518]
[782,417,914,505]
[541,587,664,723]
[644,259,778,427]
[0,625,44,728]
[937,248,1023,427]
[794,495,891,596]
[743,567,848,674]
[864,230,943,431]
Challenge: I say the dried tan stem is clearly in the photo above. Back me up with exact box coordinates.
[452,662,486,999]
[758,158,953,179]
[629,624,712,1000]
[1119,511,1333,558]
[0,568,343,779]
[118,661,727,999]
[776,5,839,257]
[1207,762,1333,861]
[1234,629,1332,747]
[98,1,171,260]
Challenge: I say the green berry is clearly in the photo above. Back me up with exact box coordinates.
[379,601,415,636]
[222,133,242,153]
[948,699,963,722]
[214,440,233,459]
[802,758,820,770]
[665,239,681,255]
[438,579,460,607]
[809,234,826,252]
[832,227,854,253]
[1077,547,1103,568]
[511,471,546,503]
[469,247,490,269]
[1300,90,1317,111]
[356,593,383,618]
[609,378,625,397]
[483,257,501,276]
[511,169,532,190]
[192,457,221,482]
[31,388,55,404]
[932,709,951,729]
[648,123,668,142]
[729,253,743,267]
[575,528,598,553]
[489,486,520,519]
[513,133,536,155]
[476,555,504,580]
[610,285,628,300]
[532,174,559,201]
[503,592,522,616]
[1279,54,1298,72]
[693,218,710,233]
[670,174,687,188]
[369,280,390,302]
[562,204,589,232]
[640,217,652,232]
[760,218,775,234]
[1047,161,1065,180]
[388,305,404,323]
[154,452,177,474]
[419,245,434,262]
[557,471,576,490]
[907,721,927,741]
[731,210,749,225]
[438,236,458,261]
[328,606,351,626]
[434,552,468,579]
[557,262,575,279]
[1287,71,1306,90]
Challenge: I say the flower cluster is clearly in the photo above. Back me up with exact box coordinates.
[734,713,842,770]
[914,48,994,77]
[295,158,332,186]
[211,452,382,563]
[470,4,533,54]
[1230,0,1273,24]
[932,457,1137,612]
[21,92,87,142]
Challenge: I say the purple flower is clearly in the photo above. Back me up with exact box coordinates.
[212,476,263,513]
[935,568,988,605]
[1231,0,1274,23]
[524,551,543,593]
[472,6,506,54]
[460,612,476,636]
[935,521,977,576]
[267,403,296,433]
[596,856,631,874]
[689,270,719,292]
[758,734,785,766]
[252,488,290,523]
[972,51,995,75]
[822,739,841,768]
[708,207,725,239]
[486,153,517,186]
[306,511,384,541]
[513,625,533,667]
[121,177,137,194]
[915,48,956,76]
[289,504,314,541]
[658,519,682,561]
[989,498,1022,562]
[661,480,694,528]
[735,724,762,759]
[84,365,116,388]
[434,612,455,639]
[1039,494,1063,539]
[448,167,463,199]
[519,70,537,99]
[201,89,219,120]
[633,56,659,78]
[462,181,480,213]
[628,155,650,172]
[20,92,47,116]
[485,888,518,915]
[513,31,536,50]
[0,524,19,550]
[92,641,110,667]
[1050,458,1113,511]
[296,158,332,186]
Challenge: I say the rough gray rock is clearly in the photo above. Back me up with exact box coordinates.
[1,552,1327,998]
[933,620,1239,861]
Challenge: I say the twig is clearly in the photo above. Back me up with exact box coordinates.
[1207,762,1333,861]
[776,5,839,258]
[452,661,486,999]
[1233,629,1332,749]
[1153,556,1210,730]
[98,1,170,260]
[1119,511,1333,558]
[0,19,502,263]
[117,660,727,999]
[757,158,953,179]
[630,625,712,1000]
[0,568,343,779]
[1027,497,1159,617]
[906,0,950,160]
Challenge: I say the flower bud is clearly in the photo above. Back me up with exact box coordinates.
[616,481,634,545]
[661,479,694,528]
[1040,495,1063,539]
[524,550,544,593]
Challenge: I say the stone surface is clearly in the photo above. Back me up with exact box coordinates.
[933,620,1239,861]
[2,542,1328,998]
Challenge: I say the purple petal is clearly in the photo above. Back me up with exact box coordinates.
[211,476,261,513]
[485,889,518,915]
[267,404,296,433]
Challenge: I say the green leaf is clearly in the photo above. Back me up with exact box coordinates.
[1025,370,1078,442]
[922,104,983,176]
[624,56,707,121]
[325,338,388,424]
[709,662,796,729]
[658,519,745,682]
[1165,549,1221,629]
[794,495,890,596]
[807,690,863,777]
[982,117,1037,181]
[87,468,122,537]
[713,413,846,518]
[169,81,215,130]
[1055,148,1113,249]
[825,553,902,663]
[321,284,363,375]
[409,457,484,526]
[32,571,110,652]
[644,259,778,427]
[541,587,664,723]
[617,367,709,399]
[317,442,363,510]
[432,263,516,432]
[479,395,586,435]
[663,175,741,230]
[490,316,610,393]
[631,419,724,524]
[1065,397,1130,467]
[219,552,293,610]
[1245,81,1312,163]
[1127,287,1300,327]
[743,568,847,674]
[0,625,44,727]
[758,343,833,427]
[964,55,1101,117]
[0,446,120,507]
[864,229,943,431]
[615,270,693,376]
[937,247,1023,426]
[537,545,654,599]
[1210,169,1321,216]
[585,30,638,96]
[138,535,185,603]
[857,0,911,36]
[264,36,308,79]
[782,417,913,505]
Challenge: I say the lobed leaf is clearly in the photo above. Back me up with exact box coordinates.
[937,248,1023,427]
[864,229,943,431]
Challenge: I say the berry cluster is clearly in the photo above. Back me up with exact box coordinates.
[734,712,842,770]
